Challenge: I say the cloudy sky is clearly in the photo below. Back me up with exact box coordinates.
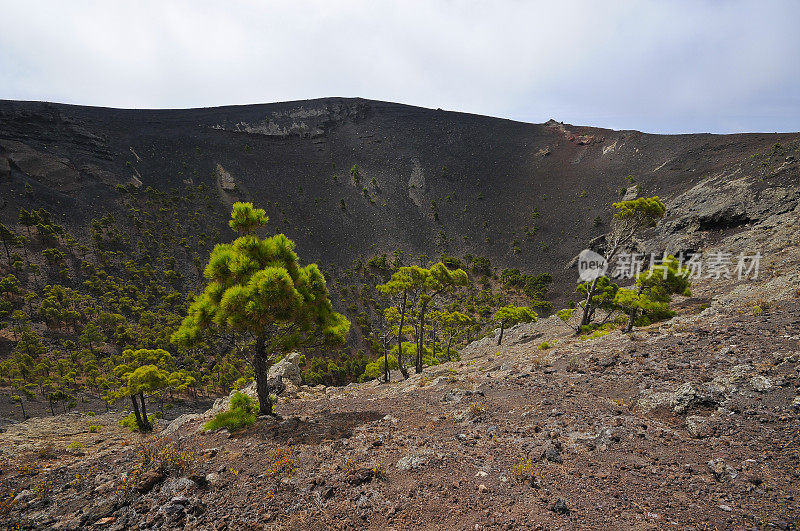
[1,0,798,134]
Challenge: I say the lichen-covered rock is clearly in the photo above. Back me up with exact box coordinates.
[268,355,302,387]
[686,415,715,438]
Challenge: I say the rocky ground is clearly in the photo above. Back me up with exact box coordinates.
[3,274,800,529]
[4,202,800,529]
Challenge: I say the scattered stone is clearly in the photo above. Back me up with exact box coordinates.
[551,498,569,515]
[348,468,375,486]
[136,469,165,494]
[544,442,563,463]
[792,396,800,411]
[161,503,184,516]
[160,476,196,495]
[396,453,429,471]
[750,375,773,392]
[442,389,472,403]
[686,415,714,438]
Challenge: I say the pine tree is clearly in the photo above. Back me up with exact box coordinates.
[614,255,690,331]
[411,263,469,373]
[491,306,538,345]
[579,196,666,329]
[378,263,468,376]
[172,202,350,415]
[113,348,174,431]
[431,310,472,360]
[0,223,22,266]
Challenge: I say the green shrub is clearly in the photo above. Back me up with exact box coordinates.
[360,354,399,382]
[537,341,551,350]
[203,392,256,432]
[119,413,157,432]
[67,441,85,449]
[87,424,103,433]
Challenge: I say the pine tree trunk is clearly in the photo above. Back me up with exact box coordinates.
[579,277,599,329]
[431,322,437,361]
[625,309,636,332]
[130,394,144,429]
[138,393,152,431]
[383,337,390,383]
[497,321,505,346]
[397,292,409,379]
[446,335,453,361]
[624,286,645,333]
[253,335,273,415]
[416,300,429,374]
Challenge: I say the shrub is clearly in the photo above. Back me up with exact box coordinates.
[468,401,487,419]
[511,457,541,486]
[137,437,196,474]
[203,391,256,432]
[119,413,157,432]
[88,424,103,433]
[265,447,296,477]
[371,462,386,479]
[118,437,197,498]
[538,341,551,350]
[360,354,398,382]
[33,480,52,498]
[67,441,85,450]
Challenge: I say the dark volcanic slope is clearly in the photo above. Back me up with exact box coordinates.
[1,97,797,286]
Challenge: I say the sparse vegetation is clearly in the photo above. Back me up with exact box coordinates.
[203,391,256,432]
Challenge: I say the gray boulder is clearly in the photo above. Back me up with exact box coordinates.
[268,353,303,386]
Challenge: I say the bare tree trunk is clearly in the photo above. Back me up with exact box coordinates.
[253,335,274,415]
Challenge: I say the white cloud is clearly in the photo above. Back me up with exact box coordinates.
[0,0,798,133]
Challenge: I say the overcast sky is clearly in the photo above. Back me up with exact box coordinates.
[1,0,798,134]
